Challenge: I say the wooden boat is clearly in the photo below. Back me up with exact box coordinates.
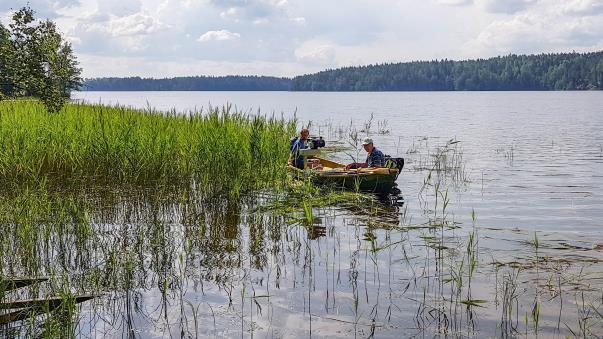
[288,157,402,194]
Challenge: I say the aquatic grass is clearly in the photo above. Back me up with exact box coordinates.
[532,231,541,334]
[3,109,603,337]
[376,119,389,135]
[256,180,371,216]
[3,174,602,337]
[0,100,296,197]
[415,138,469,191]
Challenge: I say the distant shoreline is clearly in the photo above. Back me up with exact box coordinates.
[77,89,602,92]
[82,51,603,92]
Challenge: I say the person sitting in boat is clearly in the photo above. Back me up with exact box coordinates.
[345,137,385,170]
[289,128,310,169]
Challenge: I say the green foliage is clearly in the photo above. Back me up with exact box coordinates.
[84,75,292,91]
[292,52,603,91]
[0,100,296,197]
[0,22,11,95]
[0,7,81,112]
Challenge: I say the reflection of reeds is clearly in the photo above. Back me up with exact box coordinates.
[500,268,520,336]
[2,177,601,337]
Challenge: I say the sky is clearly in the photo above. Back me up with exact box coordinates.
[1,0,602,78]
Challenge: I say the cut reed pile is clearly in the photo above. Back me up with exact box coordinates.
[0,100,296,196]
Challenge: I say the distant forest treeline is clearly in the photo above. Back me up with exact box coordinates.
[83,75,291,91]
[83,51,603,91]
[293,52,603,91]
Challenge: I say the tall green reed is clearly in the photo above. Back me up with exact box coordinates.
[0,101,296,197]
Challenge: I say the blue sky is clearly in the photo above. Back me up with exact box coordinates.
[2,0,602,78]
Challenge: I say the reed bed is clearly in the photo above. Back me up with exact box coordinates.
[0,100,295,196]
[2,109,602,337]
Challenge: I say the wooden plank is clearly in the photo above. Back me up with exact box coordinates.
[0,307,37,325]
[0,295,96,310]
[1,277,49,292]
[0,294,97,325]
[317,157,345,168]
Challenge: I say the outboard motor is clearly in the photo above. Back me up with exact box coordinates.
[308,136,326,149]
[290,136,326,150]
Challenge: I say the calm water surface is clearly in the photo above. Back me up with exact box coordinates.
[74,91,603,234]
[50,91,603,337]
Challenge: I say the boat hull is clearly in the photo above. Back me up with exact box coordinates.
[312,171,397,194]
[288,157,400,195]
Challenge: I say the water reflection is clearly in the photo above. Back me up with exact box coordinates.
[0,90,592,337]
[1,180,602,337]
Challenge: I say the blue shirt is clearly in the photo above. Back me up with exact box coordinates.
[291,138,307,169]
[366,148,385,167]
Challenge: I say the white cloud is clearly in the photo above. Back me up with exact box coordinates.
[466,2,603,56]
[2,0,602,77]
[107,12,167,36]
[561,0,603,16]
[295,41,336,65]
[77,12,167,38]
[198,29,241,42]
[252,18,269,24]
[437,0,473,6]
[219,7,239,20]
[210,0,299,25]
[65,35,81,44]
[77,53,316,78]
[97,0,141,16]
[290,16,305,24]
[0,0,80,18]
[480,0,536,14]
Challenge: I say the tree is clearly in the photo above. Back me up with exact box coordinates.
[291,51,603,91]
[0,23,10,99]
[0,7,81,112]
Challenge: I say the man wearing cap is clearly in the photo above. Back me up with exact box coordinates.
[345,137,385,170]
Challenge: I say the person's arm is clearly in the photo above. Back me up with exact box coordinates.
[288,142,297,165]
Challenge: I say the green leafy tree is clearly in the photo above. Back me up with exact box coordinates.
[0,23,10,100]
[0,7,81,112]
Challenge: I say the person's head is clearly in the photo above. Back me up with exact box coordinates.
[362,137,374,153]
[300,128,310,140]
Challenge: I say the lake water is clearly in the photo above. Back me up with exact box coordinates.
[49,91,603,337]
[74,91,603,234]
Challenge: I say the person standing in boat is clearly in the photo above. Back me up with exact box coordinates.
[289,128,310,169]
[345,137,385,169]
